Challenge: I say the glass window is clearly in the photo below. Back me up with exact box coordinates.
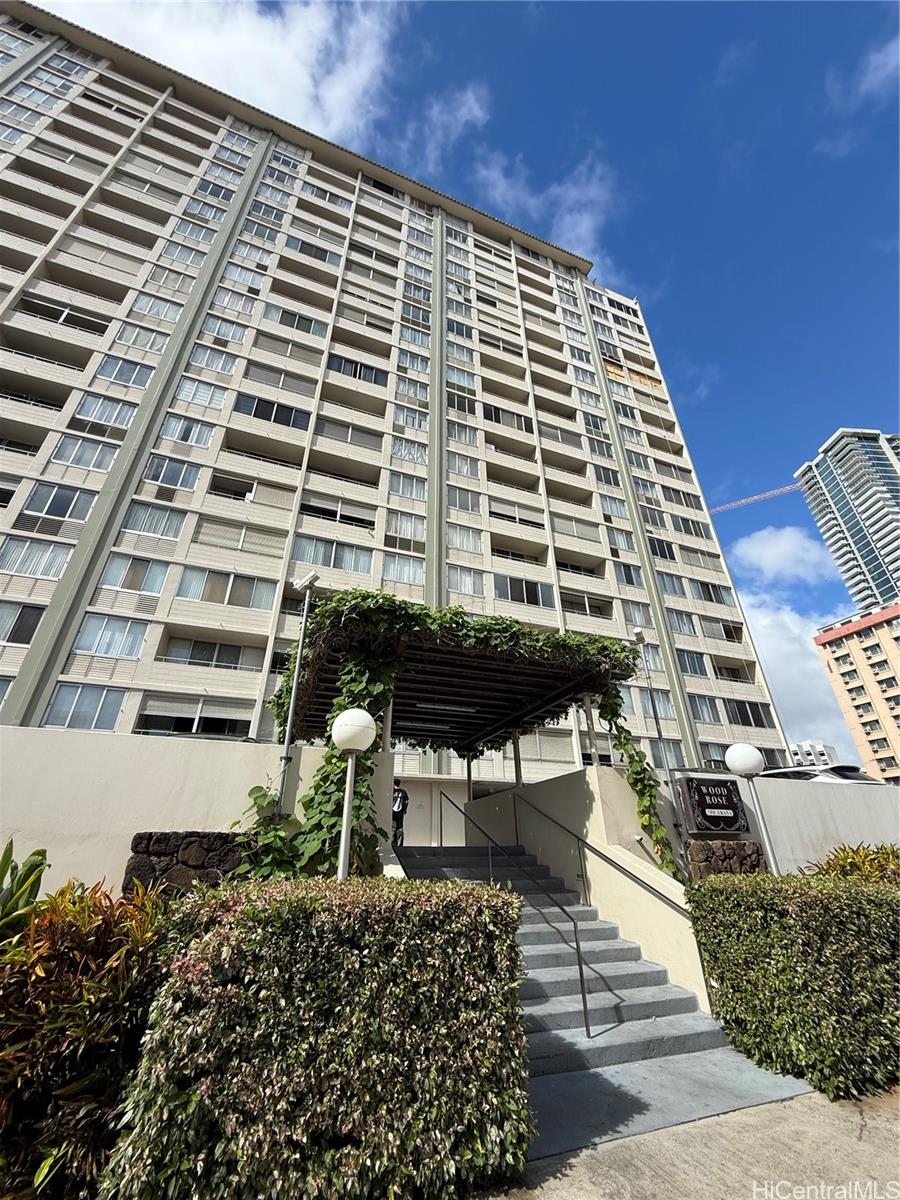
[43,684,124,730]
[95,356,153,389]
[448,564,483,596]
[614,562,643,588]
[689,694,721,724]
[383,552,424,585]
[676,648,708,677]
[100,553,168,595]
[143,455,199,491]
[447,523,482,552]
[667,608,697,636]
[24,483,95,521]
[121,502,185,539]
[493,574,555,608]
[74,614,147,659]
[0,601,42,645]
[388,471,425,502]
[51,435,116,472]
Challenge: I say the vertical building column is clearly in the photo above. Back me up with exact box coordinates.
[1,132,275,728]
[575,278,703,767]
[424,210,447,609]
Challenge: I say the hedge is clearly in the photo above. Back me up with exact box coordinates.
[687,873,899,1099]
[101,878,533,1199]
[0,882,165,1199]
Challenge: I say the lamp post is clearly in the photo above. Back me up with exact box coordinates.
[275,569,319,818]
[332,707,378,881]
[725,742,778,872]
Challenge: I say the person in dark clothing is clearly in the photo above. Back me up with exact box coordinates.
[391,778,409,847]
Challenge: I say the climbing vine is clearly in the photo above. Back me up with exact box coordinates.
[259,588,682,883]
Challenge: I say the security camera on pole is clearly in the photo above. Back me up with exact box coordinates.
[331,708,378,881]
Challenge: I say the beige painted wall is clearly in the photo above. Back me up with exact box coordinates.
[1,728,397,893]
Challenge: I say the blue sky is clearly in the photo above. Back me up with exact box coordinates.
[48,0,899,757]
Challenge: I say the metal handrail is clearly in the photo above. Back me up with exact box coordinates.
[511,791,690,918]
[438,791,591,1038]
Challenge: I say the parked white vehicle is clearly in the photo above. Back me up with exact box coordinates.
[760,764,884,785]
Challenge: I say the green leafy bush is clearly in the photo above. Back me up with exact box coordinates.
[805,842,900,885]
[0,839,47,938]
[102,878,533,1199]
[687,873,899,1099]
[0,882,166,1198]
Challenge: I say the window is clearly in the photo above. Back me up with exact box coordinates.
[671,515,710,539]
[95,356,153,389]
[177,567,276,609]
[175,377,226,409]
[647,738,685,770]
[163,638,263,672]
[249,198,285,226]
[447,365,476,393]
[43,684,124,731]
[74,614,146,659]
[143,455,199,491]
[676,648,708,677]
[51,435,117,472]
[189,344,236,374]
[448,450,478,478]
[648,537,676,562]
[667,608,697,636]
[657,571,686,597]
[399,348,429,373]
[284,235,341,266]
[262,302,327,338]
[482,403,533,435]
[689,694,721,724]
[385,510,425,553]
[298,493,375,531]
[383,552,424,585]
[327,354,388,387]
[100,553,168,595]
[0,601,42,645]
[198,176,235,202]
[448,564,483,596]
[174,217,217,245]
[447,341,474,364]
[224,128,256,151]
[24,483,95,522]
[159,414,213,448]
[131,292,183,323]
[201,314,246,344]
[392,436,426,465]
[608,527,635,552]
[147,264,192,294]
[394,405,428,433]
[601,495,627,519]
[494,574,555,608]
[561,591,612,619]
[614,562,643,588]
[399,325,430,349]
[723,699,775,729]
[0,537,70,579]
[447,485,480,514]
[234,237,273,265]
[641,505,667,529]
[688,579,734,606]
[621,600,651,626]
[447,420,476,446]
[291,535,372,575]
[640,688,675,720]
[121,501,185,540]
[114,322,169,354]
[233,392,310,431]
[185,196,226,223]
[389,471,426,502]
[447,523,482,552]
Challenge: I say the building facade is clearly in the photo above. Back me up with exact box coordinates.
[814,604,900,785]
[0,2,788,782]
[795,429,900,611]
[789,740,839,768]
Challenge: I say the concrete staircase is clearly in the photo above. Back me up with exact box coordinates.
[397,844,727,1077]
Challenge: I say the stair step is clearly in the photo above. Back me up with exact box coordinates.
[403,864,551,882]
[517,920,619,947]
[400,854,539,870]
[522,939,642,971]
[522,984,699,1032]
[518,904,598,927]
[520,889,582,907]
[398,845,526,858]
[521,959,669,1000]
[527,1013,728,1076]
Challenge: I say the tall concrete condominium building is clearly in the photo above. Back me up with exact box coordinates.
[0,3,788,783]
[796,429,900,611]
[789,740,839,768]
[814,603,900,785]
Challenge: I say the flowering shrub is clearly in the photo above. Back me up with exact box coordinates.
[102,878,533,1199]
[0,882,165,1198]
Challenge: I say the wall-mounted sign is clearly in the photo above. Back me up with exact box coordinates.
[678,776,749,835]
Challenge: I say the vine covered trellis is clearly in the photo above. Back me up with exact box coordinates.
[259,589,684,882]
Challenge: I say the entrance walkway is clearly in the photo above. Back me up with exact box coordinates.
[479,1089,899,1199]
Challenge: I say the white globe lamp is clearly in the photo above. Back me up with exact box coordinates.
[332,708,377,754]
[332,708,378,880]
[725,743,766,779]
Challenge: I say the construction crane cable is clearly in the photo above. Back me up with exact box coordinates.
[709,482,802,514]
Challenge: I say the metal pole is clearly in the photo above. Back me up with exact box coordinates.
[581,693,602,773]
[512,734,523,788]
[381,699,393,751]
[746,774,779,874]
[275,585,312,817]
[465,756,473,855]
[641,643,676,802]
[336,751,357,881]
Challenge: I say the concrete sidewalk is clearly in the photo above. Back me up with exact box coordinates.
[480,1090,899,1199]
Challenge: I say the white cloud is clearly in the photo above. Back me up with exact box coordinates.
[714,41,756,87]
[391,83,491,177]
[739,591,859,763]
[473,149,622,284]
[826,32,899,113]
[730,526,840,586]
[40,0,403,150]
